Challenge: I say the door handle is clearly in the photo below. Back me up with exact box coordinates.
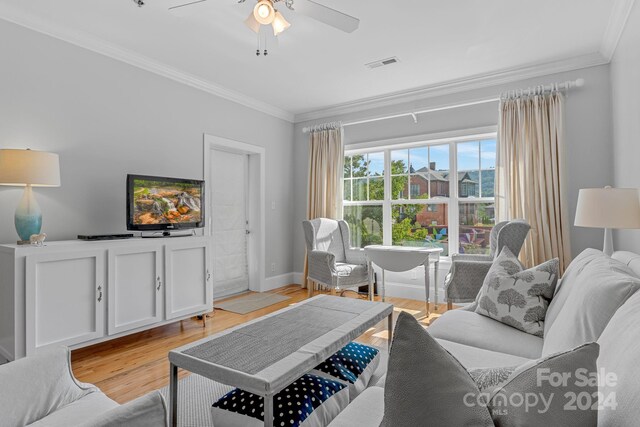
[157,276,162,291]
[97,285,103,303]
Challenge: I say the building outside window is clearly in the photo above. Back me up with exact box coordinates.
[343,134,497,257]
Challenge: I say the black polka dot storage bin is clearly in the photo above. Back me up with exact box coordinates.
[311,342,380,401]
[211,374,349,427]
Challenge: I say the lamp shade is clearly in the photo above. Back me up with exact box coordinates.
[575,187,640,229]
[253,0,275,25]
[0,149,61,187]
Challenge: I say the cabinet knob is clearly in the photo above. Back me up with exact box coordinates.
[97,285,103,303]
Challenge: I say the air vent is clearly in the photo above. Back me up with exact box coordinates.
[365,57,400,70]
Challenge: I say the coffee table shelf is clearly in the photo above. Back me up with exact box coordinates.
[168,295,393,427]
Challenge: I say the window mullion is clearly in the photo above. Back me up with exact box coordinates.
[450,141,459,256]
[383,149,392,245]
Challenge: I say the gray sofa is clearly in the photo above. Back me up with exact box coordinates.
[330,249,640,426]
[0,347,167,427]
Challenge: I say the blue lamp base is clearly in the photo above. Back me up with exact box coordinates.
[15,185,42,242]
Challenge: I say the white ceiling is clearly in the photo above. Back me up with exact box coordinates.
[0,0,632,121]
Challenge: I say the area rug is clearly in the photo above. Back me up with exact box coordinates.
[214,293,290,315]
[159,373,232,427]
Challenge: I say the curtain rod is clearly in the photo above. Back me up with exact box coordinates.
[302,78,585,134]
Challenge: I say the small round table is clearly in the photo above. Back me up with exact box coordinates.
[364,245,443,314]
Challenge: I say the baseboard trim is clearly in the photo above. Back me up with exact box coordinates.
[289,271,445,302]
[263,272,297,292]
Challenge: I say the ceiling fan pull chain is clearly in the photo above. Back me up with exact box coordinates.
[256,32,261,56]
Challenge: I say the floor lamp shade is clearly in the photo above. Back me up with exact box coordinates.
[575,187,640,255]
[0,149,61,241]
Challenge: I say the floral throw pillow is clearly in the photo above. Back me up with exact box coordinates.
[474,247,559,337]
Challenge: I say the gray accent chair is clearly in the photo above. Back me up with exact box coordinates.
[303,218,371,298]
[445,219,531,309]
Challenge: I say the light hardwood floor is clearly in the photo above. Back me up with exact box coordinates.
[71,285,450,404]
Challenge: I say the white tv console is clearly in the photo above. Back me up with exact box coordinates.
[0,236,212,361]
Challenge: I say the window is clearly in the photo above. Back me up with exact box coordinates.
[343,152,384,247]
[343,135,497,256]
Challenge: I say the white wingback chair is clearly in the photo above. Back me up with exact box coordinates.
[302,218,371,298]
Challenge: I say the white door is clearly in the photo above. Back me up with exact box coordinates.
[211,149,250,298]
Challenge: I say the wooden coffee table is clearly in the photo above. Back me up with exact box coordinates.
[168,295,393,427]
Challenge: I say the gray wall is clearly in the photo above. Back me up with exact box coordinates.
[611,1,640,253]
[0,20,295,277]
[293,65,614,272]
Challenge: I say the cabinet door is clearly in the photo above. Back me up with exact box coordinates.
[26,250,105,355]
[108,246,162,335]
[165,240,212,320]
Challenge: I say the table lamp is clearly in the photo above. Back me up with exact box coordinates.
[0,149,61,243]
[574,186,640,256]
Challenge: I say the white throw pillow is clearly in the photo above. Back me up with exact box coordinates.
[474,247,559,337]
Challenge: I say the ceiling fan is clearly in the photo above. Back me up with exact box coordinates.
[167,0,360,42]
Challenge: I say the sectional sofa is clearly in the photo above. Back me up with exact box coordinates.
[330,249,640,426]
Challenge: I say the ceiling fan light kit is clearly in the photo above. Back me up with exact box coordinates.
[169,0,360,55]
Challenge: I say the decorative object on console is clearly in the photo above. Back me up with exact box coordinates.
[474,247,559,338]
[29,233,47,246]
[0,149,61,243]
[574,186,640,256]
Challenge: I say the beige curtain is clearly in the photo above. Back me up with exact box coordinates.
[495,90,572,273]
[302,125,344,288]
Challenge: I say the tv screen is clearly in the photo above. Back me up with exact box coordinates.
[127,174,205,231]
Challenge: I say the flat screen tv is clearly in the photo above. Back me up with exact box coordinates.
[127,174,205,231]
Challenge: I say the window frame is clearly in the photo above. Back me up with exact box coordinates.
[343,129,497,258]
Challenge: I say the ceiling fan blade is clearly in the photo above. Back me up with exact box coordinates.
[293,0,359,33]
[168,0,209,16]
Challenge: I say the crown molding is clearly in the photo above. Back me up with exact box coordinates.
[294,52,608,123]
[600,0,637,61]
[0,4,295,123]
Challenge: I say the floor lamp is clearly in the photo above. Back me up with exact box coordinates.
[574,187,640,256]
